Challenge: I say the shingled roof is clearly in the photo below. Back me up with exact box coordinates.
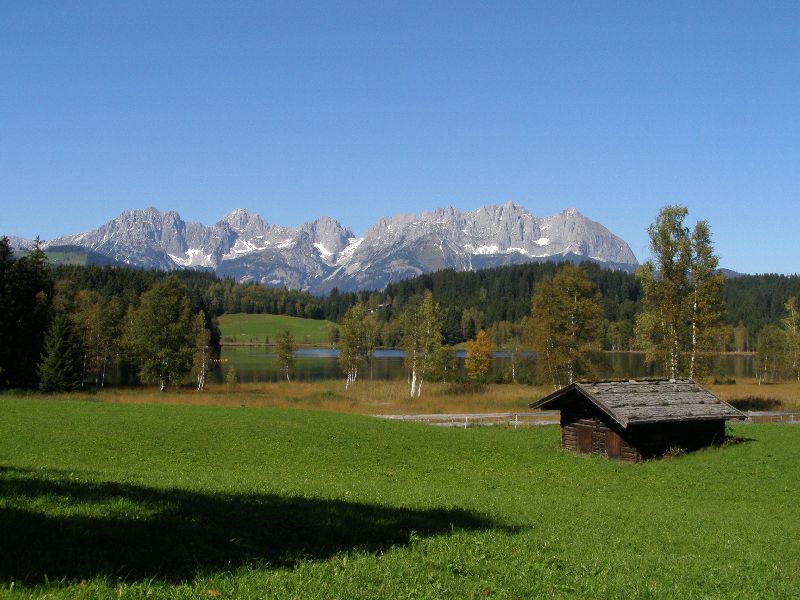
[530,379,746,427]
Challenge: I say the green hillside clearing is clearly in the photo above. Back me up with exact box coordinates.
[218,313,335,345]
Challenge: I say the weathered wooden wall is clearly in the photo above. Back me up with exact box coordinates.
[560,400,640,462]
[558,393,726,462]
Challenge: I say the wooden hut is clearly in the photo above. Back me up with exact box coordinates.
[530,379,746,462]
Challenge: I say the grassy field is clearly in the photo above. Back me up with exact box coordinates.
[217,313,336,345]
[1,396,798,599]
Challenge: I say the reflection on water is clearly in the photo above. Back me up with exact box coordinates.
[213,346,755,384]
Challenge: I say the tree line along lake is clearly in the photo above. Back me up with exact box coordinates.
[206,347,756,384]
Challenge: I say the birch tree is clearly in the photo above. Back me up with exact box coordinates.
[192,311,211,391]
[782,297,800,381]
[71,290,123,388]
[635,206,692,380]
[124,277,195,391]
[733,322,749,353]
[636,206,724,381]
[274,329,295,382]
[401,291,442,397]
[338,303,374,390]
[755,324,785,385]
[527,265,604,389]
[688,220,725,380]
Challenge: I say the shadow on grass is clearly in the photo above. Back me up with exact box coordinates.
[722,434,757,446]
[0,466,507,584]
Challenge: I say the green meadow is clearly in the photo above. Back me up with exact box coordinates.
[217,313,335,345]
[1,396,798,599]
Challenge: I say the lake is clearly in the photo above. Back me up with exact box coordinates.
[211,347,755,384]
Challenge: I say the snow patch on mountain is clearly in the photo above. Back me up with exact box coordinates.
[168,249,215,267]
[337,238,364,263]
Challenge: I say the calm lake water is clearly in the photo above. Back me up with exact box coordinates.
[212,347,755,384]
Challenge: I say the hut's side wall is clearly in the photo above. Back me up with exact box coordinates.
[627,420,726,458]
[560,399,641,462]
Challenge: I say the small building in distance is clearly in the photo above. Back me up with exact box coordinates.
[530,379,746,462]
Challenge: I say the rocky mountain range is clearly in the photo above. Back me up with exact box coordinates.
[9,203,639,294]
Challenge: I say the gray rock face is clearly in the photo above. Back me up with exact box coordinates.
[319,202,637,292]
[48,207,184,269]
[5,236,37,251]
[29,203,637,292]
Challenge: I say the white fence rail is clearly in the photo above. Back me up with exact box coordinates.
[373,411,560,428]
[375,410,800,428]
[745,411,800,423]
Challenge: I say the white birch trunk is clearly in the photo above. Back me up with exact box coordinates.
[510,352,516,384]
[690,284,698,380]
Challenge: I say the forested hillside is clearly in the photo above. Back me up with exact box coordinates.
[52,258,800,349]
[722,274,800,332]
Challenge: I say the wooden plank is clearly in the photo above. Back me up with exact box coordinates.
[606,431,622,458]
[576,426,592,454]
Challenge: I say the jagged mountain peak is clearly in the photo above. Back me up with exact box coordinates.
[5,236,36,251]
[21,203,638,292]
[472,201,532,218]
[220,208,267,231]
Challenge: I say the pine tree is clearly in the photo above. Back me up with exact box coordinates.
[1,238,53,388]
[465,329,493,381]
[0,238,16,388]
[38,313,84,392]
[527,265,604,389]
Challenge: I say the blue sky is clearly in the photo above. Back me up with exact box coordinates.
[2,1,798,274]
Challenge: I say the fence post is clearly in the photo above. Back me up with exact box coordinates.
[465,416,468,430]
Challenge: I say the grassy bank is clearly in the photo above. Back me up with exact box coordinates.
[37,381,548,415]
[707,379,800,411]
[1,397,798,598]
[24,378,800,415]
[217,313,335,345]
